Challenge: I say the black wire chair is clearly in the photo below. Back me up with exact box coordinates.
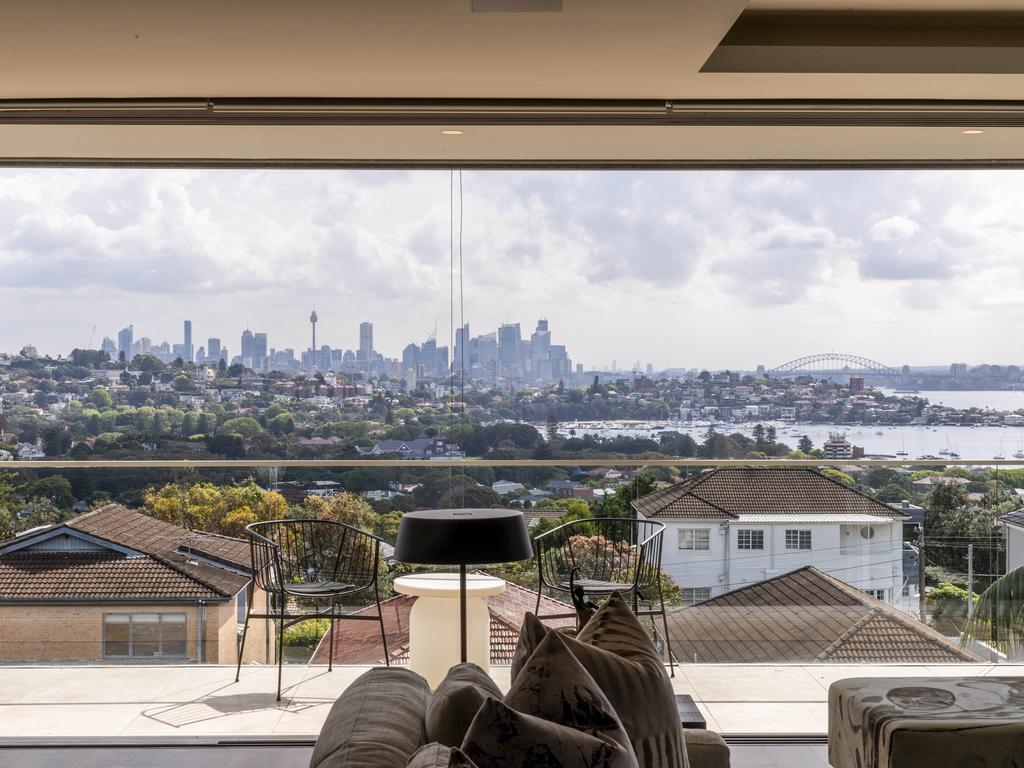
[533,517,675,676]
[235,519,390,700]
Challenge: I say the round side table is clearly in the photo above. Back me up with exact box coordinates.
[394,572,505,689]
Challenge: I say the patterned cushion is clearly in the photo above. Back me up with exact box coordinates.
[512,592,689,768]
[406,743,479,768]
[462,630,639,768]
[426,663,503,748]
[310,667,431,768]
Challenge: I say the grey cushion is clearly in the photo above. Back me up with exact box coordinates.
[310,667,431,768]
[406,743,479,768]
[462,630,638,768]
[425,663,502,748]
[682,730,730,768]
[513,592,689,768]
[463,698,638,768]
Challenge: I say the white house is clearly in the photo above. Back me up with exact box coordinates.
[633,468,909,606]
[999,510,1024,574]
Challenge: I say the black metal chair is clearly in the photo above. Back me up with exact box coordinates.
[235,519,390,700]
[533,517,675,676]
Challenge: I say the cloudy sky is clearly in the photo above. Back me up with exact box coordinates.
[0,168,1021,370]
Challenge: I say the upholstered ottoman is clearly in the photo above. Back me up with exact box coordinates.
[829,677,1024,768]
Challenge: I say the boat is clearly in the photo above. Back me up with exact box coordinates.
[896,435,909,456]
[995,439,1006,460]
[896,450,909,456]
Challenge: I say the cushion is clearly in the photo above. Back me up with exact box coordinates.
[682,730,730,768]
[512,592,689,768]
[425,663,502,748]
[310,667,431,768]
[406,743,479,768]
[462,631,638,768]
[463,698,638,768]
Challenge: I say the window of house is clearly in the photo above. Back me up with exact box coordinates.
[737,529,764,550]
[785,529,812,550]
[678,528,711,551]
[103,613,187,658]
[863,589,886,601]
[682,587,712,605]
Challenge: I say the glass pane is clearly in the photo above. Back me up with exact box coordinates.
[131,615,161,658]
[103,615,130,657]
[160,614,187,658]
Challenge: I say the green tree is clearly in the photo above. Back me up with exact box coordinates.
[797,434,813,453]
[821,468,854,486]
[545,413,559,444]
[143,480,288,536]
[219,416,264,438]
[90,388,112,409]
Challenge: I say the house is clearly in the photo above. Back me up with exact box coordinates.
[999,509,1024,573]
[633,468,909,604]
[357,435,464,460]
[0,504,272,664]
[311,579,574,665]
[15,443,45,460]
[666,566,978,664]
[912,475,971,492]
[491,480,526,496]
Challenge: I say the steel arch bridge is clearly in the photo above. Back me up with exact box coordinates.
[767,353,898,376]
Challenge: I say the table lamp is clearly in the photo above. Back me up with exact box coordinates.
[395,508,533,662]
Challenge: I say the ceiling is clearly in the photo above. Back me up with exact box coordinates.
[3,0,1024,166]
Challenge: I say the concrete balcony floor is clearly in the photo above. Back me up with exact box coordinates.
[1,662,1022,743]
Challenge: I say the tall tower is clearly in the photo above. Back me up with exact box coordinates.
[183,320,193,363]
[358,321,373,362]
[309,310,318,372]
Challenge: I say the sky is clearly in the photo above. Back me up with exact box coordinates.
[0,168,1022,371]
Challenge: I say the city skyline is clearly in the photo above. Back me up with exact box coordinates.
[2,168,1024,368]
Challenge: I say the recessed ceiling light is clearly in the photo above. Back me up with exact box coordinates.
[962,129,985,135]
[441,130,464,136]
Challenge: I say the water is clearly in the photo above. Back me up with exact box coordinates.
[879,389,1024,413]
[553,422,1024,461]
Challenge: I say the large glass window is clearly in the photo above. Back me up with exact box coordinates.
[785,530,812,550]
[103,613,187,659]
[737,529,764,550]
[678,528,711,551]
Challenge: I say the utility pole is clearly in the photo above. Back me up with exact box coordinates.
[917,525,927,624]
[967,543,974,620]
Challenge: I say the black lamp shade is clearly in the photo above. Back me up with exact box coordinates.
[395,508,533,565]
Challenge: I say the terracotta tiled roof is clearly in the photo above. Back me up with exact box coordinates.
[0,551,223,601]
[0,504,250,603]
[311,578,575,666]
[666,566,978,664]
[632,468,907,520]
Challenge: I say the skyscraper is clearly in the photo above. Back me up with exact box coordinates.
[254,333,268,371]
[207,338,221,362]
[183,320,193,363]
[240,329,255,368]
[454,324,470,375]
[117,325,134,362]
[358,322,373,362]
[498,323,522,379]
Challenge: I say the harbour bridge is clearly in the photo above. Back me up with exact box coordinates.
[766,353,900,377]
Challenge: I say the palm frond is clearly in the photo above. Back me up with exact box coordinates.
[961,565,1024,656]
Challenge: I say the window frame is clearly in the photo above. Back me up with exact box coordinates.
[785,529,812,550]
[678,527,711,552]
[737,528,764,550]
[682,587,712,605]
[102,612,188,659]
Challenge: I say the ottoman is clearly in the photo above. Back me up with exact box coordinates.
[829,677,1024,768]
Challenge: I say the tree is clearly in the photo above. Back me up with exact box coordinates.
[206,433,245,458]
[219,416,264,438]
[798,435,813,453]
[752,423,765,449]
[875,483,910,503]
[765,425,777,445]
[821,468,854,486]
[961,565,1024,656]
[303,493,376,531]
[545,413,559,445]
[90,388,112,409]
[172,375,193,392]
[218,358,227,373]
[143,480,288,536]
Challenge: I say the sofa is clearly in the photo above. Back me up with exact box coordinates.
[309,592,729,768]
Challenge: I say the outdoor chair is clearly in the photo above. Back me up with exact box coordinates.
[235,519,390,700]
[533,516,675,675]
